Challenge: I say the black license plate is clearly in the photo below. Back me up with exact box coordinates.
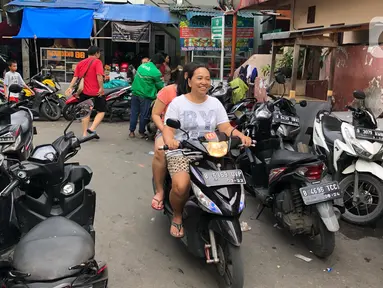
[202,169,246,187]
[299,181,342,205]
[274,113,300,127]
[355,127,383,143]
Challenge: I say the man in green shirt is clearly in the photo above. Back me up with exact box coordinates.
[129,53,165,138]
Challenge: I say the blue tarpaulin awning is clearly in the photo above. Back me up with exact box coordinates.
[94,4,179,24]
[6,0,102,10]
[14,8,93,39]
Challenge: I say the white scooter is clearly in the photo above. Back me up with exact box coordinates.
[311,90,383,226]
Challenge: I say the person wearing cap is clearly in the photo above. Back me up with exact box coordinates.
[66,46,105,139]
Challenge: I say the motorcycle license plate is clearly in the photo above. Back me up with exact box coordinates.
[299,181,342,205]
[274,114,300,127]
[201,169,246,187]
[355,127,383,143]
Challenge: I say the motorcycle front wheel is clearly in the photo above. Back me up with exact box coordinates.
[63,103,76,121]
[40,101,61,121]
[340,173,383,226]
[216,235,244,288]
[304,211,335,259]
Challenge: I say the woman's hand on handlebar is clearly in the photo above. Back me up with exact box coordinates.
[239,135,253,147]
[165,139,180,150]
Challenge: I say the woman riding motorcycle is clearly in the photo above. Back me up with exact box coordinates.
[151,63,197,211]
[162,65,252,238]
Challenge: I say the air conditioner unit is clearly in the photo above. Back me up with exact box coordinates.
[103,0,129,3]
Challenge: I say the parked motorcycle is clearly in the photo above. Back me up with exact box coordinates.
[40,67,66,109]
[0,99,108,287]
[63,86,132,122]
[0,86,37,161]
[155,119,247,288]
[310,90,383,226]
[235,86,342,258]
[22,72,62,121]
[0,91,98,254]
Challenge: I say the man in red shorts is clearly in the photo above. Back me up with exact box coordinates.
[66,46,105,139]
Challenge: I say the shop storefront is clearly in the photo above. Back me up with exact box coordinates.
[180,15,254,79]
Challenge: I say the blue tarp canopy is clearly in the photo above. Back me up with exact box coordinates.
[6,0,102,10]
[14,8,93,39]
[94,4,179,24]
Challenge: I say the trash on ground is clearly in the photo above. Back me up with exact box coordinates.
[277,265,281,269]
[240,221,251,232]
[138,164,145,168]
[295,254,312,262]
[326,268,333,272]
[148,151,155,155]
[151,217,155,222]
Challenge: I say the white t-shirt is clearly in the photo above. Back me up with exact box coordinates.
[4,71,26,98]
[164,94,229,141]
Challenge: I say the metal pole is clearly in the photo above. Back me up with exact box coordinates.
[230,13,237,77]
[34,36,39,72]
[220,16,225,83]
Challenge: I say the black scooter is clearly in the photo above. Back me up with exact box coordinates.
[0,87,37,162]
[235,91,342,258]
[154,119,247,288]
[0,90,97,254]
[0,100,108,287]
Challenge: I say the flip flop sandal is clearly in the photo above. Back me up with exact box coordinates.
[151,198,164,211]
[170,222,184,238]
[87,129,100,140]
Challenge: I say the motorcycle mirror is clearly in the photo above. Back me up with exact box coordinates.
[275,73,286,84]
[75,99,93,120]
[166,118,181,130]
[8,84,23,94]
[299,100,307,107]
[353,90,366,100]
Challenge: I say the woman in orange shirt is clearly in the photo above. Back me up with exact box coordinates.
[151,62,197,210]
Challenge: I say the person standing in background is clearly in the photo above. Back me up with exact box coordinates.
[129,53,164,138]
[66,46,105,139]
[3,59,34,102]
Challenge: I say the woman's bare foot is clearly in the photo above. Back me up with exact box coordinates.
[151,193,164,210]
[170,217,184,238]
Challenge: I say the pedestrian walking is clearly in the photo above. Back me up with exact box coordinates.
[66,46,105,139]
[129,53,164,138]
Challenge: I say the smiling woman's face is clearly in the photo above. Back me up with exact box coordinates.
[188,67,211,96]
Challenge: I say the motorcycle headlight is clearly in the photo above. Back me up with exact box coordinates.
[203,141,228,158]
[344,127,372,159]
[191,181,222,215]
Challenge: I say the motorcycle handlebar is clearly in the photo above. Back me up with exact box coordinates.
[346,105,358,112]
[0,179,20,197]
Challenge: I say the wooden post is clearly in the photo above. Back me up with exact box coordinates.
[268,44,277,83]
[328,42,337,101]
[290,43,300,99]
[230,13,238,77]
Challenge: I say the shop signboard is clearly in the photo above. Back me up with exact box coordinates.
[180,15,254,52]
[46,49,87,61]
[211,16,224,40]
[112,22,151,43]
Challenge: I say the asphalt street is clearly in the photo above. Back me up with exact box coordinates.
[34,120,383,288]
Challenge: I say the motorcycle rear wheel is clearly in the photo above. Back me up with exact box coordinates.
[216,236,244,288]
[304,211,335,259]
[40,101,61,121]
[63,103,76,121]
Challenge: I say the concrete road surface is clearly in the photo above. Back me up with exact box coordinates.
[33,121,383,288]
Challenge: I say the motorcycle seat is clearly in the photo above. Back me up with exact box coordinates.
[104,88,121,96]
[322,114,344,145]
[11,110,31,132]
[269,149,319,169]
[12,217,95,281]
